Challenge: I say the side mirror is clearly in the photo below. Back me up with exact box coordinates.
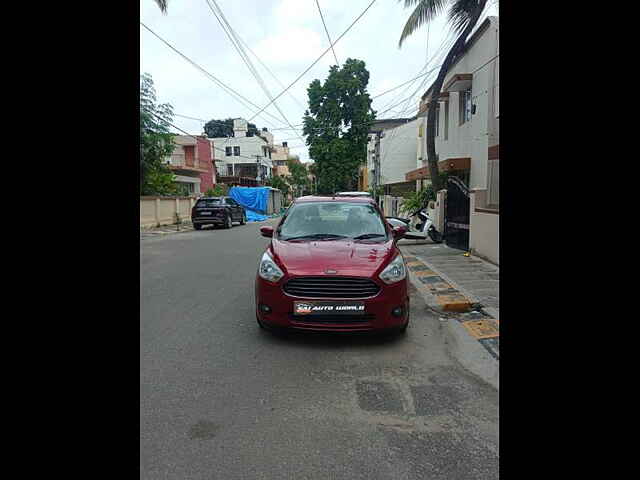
[392,225,407,240]
[260,226,274,238]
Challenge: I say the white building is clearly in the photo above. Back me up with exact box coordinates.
[210,118,274,181]
[377,118,419,194]
[407,16,499,264]
[362,118,414,192]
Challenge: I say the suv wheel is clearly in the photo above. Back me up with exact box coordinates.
[194,224,202,230]
[225,214,233,229]
[240,212,246,225]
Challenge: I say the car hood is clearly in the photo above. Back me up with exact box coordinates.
[270,238,395,278]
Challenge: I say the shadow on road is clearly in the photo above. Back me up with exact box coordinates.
[257,327,407,351]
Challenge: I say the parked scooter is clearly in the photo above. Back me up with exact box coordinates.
[387,203,443,243]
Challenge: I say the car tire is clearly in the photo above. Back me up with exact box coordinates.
[240,212,246,225]
[225,214,233,229]
[194,224,202,230]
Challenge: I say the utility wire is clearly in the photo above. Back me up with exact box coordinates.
[249,0,378,122]
[235,35,307,112]
[314,0,339,65]
[203,0,307,149]
[140,22,287,128]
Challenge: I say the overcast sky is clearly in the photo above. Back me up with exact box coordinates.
[140,0,498,163]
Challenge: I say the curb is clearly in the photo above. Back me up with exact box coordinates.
[403,253,499,389]
[404,256,474,312]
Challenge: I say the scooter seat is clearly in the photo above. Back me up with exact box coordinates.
[387,216,411,224]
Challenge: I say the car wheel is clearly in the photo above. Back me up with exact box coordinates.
[240,212,246,225]
[194,224,202,230]
[225,214,233,229]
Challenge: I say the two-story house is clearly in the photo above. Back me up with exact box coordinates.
[167,134,217,195]
[406,16,499,264]
[271,141,291,178]
[210,118,274,183]
[361,118,415,192]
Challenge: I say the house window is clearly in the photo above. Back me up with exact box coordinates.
[225,147,232,156]
[460,88,472,124]
[233,146,240,156]
[227,165,233,176]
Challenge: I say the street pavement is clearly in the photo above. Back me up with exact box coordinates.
[140,219,499,480]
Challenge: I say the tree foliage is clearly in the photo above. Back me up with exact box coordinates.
[303,58,375,194]
[265,175,290,197]
[140,73,179,196]
[287,158,311,197]
[203,118,260,138]
[205,184,229,197]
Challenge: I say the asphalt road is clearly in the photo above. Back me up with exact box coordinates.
[140,219,499,480]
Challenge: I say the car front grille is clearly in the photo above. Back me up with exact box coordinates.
[289,313,375,324]
[283,276,380,299]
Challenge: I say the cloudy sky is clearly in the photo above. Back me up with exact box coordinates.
[140,0,498,163]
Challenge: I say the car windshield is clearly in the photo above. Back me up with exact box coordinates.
[196,198,222,207]
[278,202,387,241]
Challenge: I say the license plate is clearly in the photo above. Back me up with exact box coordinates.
[199,211,212,215]
[293,301,365,315]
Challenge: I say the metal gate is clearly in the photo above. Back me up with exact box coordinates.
[444,176,470,251]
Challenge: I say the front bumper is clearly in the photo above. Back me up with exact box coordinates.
[255,276,409,332]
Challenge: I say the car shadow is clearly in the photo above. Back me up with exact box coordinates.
[257,327,406,350]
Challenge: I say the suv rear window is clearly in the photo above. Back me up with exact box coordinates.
[196,198,222,207]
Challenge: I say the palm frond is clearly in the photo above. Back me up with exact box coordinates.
[398,0,448,48]
[448,0,481,35]
[154,0,168,14]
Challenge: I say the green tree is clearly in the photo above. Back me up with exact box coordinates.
[140,73,178,196]
[266,175,291,198]
[303,58,375,194]
[205,184,229,197]
[399,0,488,192]
[287,158,311,198]
[203,118,261,138]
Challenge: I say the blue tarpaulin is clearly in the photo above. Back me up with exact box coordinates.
[228,186,269,222]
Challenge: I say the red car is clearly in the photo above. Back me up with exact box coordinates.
[255,196,409,334]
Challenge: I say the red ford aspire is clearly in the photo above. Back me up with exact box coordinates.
[255,195,409,334]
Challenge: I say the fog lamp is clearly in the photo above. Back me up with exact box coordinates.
[259,304,272,313]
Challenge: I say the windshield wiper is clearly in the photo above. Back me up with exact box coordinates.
[283,233,348,241]
[352,233,387,240]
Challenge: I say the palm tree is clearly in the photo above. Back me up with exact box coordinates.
[399,0,488,192]
[154,1,168,14]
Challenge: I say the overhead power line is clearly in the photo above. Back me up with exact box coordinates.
[314,0,339,66]
[248,0,378,123]
[203,0,305,147]
[140,22,287,129]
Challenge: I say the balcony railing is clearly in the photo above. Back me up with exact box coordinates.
[165,154,208,171]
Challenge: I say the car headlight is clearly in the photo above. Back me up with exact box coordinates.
[258,250,284,283]
[379,254,406,284]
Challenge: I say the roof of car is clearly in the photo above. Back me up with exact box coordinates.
[294,195,376,204]
[336,191,371,196]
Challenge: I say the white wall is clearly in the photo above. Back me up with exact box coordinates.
[211,135,274,177]
[470,192,499,265]
[378,119,419,185]
[418,17,499,192]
